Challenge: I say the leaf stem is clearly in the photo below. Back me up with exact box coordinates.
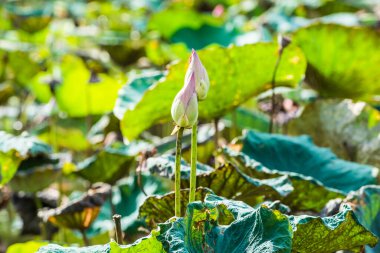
[189,123,197,203]
[214,118,219,148]
[113,214,123,244]
[175,127,184,217]
[269,51,284,133]
[80,229,90,246]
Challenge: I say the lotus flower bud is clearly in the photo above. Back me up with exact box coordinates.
[185,49,210,101]
[171,72,198,128]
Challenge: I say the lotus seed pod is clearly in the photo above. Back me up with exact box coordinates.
[171,73,198,128]
[185,49,210,101]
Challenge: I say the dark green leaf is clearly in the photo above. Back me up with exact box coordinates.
[221,147,344,212]
[157,194,292,253]
[239,131,379,193]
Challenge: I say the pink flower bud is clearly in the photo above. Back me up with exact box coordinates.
[185,49,210,101]
[171,72,198,128]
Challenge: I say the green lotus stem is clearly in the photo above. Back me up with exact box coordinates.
[189,123,197,203]
[175,127,184,217]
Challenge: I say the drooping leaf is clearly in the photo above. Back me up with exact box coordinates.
[290,204,378,252]
[113,71,164,120]
[343,185,380,253]
[0,131,51,185]
[221,147,344,212]
[139,187,214,227]
[39,183,111,230]
[293,24,380,101]
[76,141,152,184]
[238,130,379,193]
[288,99,380,168]
[157,194,292,253]
[121,43,306,140]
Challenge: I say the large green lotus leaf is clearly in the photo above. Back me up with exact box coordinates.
[76,141,152,184]
[290,204,378,252]
[344,185,380,253]
[157,194,292,253]
[221,147,344,212]
[0,131,51,185]
[113,71,164,120]
[293,24,380,100]
[148,8,222,39]
[239,131,379,193]
[30,55,126,117]
[147,155,299,208]
[139,187,214,227]
[121,43,306,140]
[7,241,48,253]
[288,99,380,168]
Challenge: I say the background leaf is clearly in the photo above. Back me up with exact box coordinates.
[293,24,380,101]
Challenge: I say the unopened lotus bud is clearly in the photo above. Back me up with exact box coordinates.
[171,73,198,128]
[185,49,210,101]
[277,35,291,54]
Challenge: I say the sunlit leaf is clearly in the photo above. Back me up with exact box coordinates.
[293,24,380,101]
[30,55,126,117]
[0,131,51,185]
[344,185,380,253]
[7,241,48,253]
[290,204,378,252]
